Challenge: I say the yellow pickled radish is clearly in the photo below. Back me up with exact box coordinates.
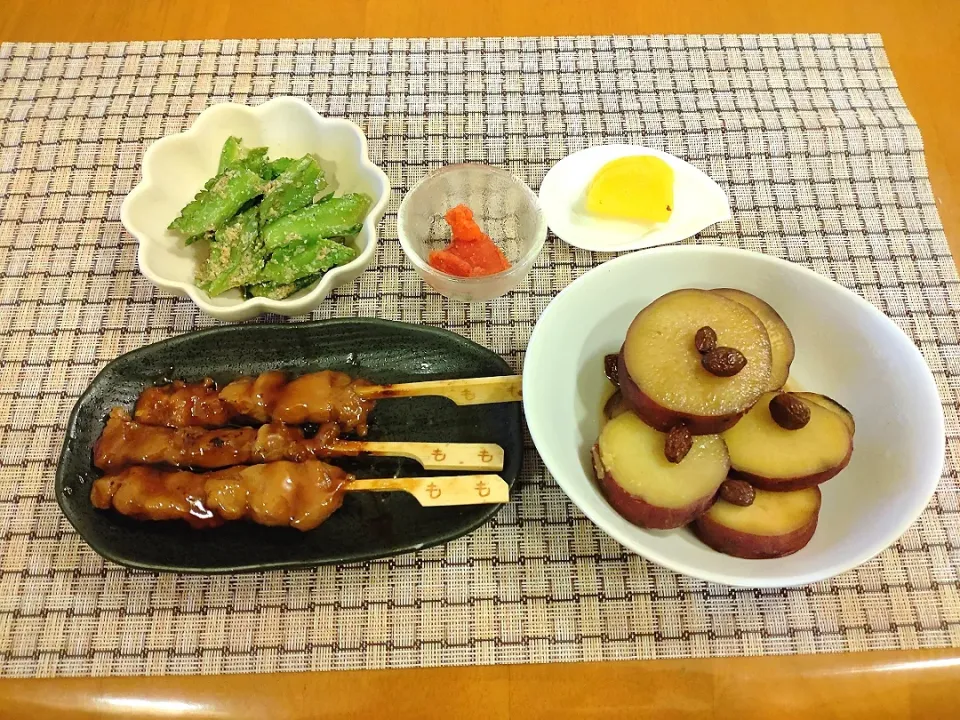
[584,155,675,223]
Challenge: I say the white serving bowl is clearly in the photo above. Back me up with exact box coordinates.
[121,97,391,321]
[523,246,945,588]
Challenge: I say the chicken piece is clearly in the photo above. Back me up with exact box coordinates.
[265,370,374,433]
[91,460,351,531]
[252,421,342,463]
[89,466,220,529]
[132,370,376,436]
[95,408,251,471]
[216,370,287,423]
[134,378,231,428]
[94,408,342,472]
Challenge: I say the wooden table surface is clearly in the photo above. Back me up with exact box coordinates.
[1,1,958,717]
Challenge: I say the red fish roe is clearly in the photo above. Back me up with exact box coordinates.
[427,205,512,278]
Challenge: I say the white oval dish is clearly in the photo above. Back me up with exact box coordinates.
[522,246,944,588]
[538,145,730,252]
[121,97,391,321]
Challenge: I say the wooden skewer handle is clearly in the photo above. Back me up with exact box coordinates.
[345,475,509,506]
[357,375,522,405]
[334,441,505,471]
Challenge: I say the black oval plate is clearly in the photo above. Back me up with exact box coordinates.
[56,319,523,573]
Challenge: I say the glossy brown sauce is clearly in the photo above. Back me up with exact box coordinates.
[132,371,374,435]
[91,461,350,531]
[91,466,221,529]
[244,461,346,530]
[270,371,374,434]
[95,408,345,471]
[218,370,287,423]
[134,378,231,428]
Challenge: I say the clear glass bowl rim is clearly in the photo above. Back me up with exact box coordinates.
[397,163,548,285]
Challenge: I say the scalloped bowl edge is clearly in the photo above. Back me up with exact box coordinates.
[121,97,391,321]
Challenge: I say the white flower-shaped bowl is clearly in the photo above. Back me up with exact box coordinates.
[121,97,391,321]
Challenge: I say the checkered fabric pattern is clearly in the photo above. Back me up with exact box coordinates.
[1,34,958,679]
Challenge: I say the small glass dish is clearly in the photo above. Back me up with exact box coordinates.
[398,164,547,302]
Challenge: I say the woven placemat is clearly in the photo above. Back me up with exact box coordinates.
[1,34,958,679]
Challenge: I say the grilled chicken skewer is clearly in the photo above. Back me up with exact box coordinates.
[91,460,350,531]
[133,371,522,430]
[91,461,508,531]
[94,409,505,472]
[134,370,375,434]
